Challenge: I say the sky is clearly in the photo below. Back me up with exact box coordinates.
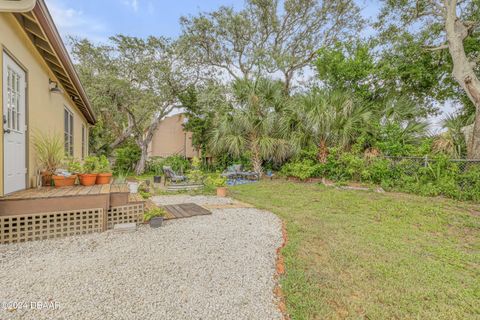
[45,0,246,42]
[45,0,381,42]
[44,0,455,129]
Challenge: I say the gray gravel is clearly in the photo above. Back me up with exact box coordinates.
[0,196,283,320]
[152,195,235,206]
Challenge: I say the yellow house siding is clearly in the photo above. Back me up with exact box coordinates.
[0,12,89,195]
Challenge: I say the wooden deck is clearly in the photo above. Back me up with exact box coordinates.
[0,184,146,244]
[0,184,129,201]
[0,184,131,216]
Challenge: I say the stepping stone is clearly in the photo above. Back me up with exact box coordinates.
[163,203,212,219]
[113,223,137,233]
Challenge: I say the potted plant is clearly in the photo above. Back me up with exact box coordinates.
[148,158,163,184]
[32,133,64,186]
[144,207,166,228]
[78,156,98,186]
[66,158,82,175]
[206,173,228,197]
[96,155,113,185]
[128,179,139,193]
[52,172,77,187]
[113,170,129,184]
[216,179,228,197]
[50,158,81,188]
[153,166,162,184]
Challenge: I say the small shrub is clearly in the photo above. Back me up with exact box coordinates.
[143,207,166,222]
[146,155,190,174]
[83,156,99,173]
[337,153,365,181]
[279,146,480,202]
[65,158,82,174]
[366,158,393,184]
[280,159,321,180]
[114,145,141,174]
[457,166,480,201]
[204,172,227,188]
[187,157,205,183]
[139,190,151,199]
[97,155,112,173]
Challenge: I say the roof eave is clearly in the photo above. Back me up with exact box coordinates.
[0,0,36,12]
[32,0,96,124]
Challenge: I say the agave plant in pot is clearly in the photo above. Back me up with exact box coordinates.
[79,156,98,186]
[33,133,64,186]
[96,155,112,185]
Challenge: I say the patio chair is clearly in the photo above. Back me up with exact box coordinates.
[221,165,238,180]
[222,164,259,184]
[235,164,259,181]
[163,166,187,185]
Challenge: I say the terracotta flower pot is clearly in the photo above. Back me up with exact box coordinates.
[52,175,77,188]
[79,173,98,186]
[216,187,228,197]
[96,173,112,185]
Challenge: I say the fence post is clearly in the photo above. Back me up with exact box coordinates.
[424,155,428,167]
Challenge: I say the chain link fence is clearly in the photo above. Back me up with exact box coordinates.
[383,156,480,173]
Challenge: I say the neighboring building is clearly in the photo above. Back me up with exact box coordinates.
[0,0,95,195]
[148,113,199,159]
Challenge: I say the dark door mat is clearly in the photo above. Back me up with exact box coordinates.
[163,203,212,219]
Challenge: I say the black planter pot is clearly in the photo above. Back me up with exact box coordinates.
[153,176,161,184]
[149,216,164,228]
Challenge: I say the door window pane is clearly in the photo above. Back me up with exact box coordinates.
[5,68,22,131]
[64,107,74,157]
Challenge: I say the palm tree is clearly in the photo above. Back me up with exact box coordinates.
[209,78,292,175]
[372,98,430,154]
[432,113,468,158]
[289,90,371,162]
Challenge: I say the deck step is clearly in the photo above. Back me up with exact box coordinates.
[113,223,137,233]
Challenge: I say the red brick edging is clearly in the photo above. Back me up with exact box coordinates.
[274,220,290,320]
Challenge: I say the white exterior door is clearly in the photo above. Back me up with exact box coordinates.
[3,53,26,194]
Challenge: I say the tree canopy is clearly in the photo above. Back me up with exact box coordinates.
[70,0,480,175]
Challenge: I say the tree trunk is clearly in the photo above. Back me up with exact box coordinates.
[251,141,263,176]
[108,126,133,151]
[445,0,480,158]
[465,85,480,159]
[252,155,263,177]
[317,140,328,163]
[135,142,149,175]
[133,113,165,175]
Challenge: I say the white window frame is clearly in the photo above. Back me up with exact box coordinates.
[64,106,74,157]
[81,124,87,159]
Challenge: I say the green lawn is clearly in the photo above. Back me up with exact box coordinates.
[230,181,480,320]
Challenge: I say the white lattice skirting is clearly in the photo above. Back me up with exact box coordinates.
[0,208,104,244]
[107,203,144,229]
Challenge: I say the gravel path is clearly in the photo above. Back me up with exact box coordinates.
[0,196,283,320]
